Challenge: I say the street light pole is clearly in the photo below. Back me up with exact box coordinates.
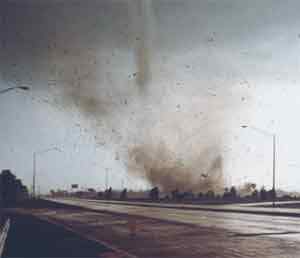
[272,134,276,207]
[0,85,29,223]
[242,125,277,207]
[33,152,36,198]
[32,147,62,198]
[105,168,109,191]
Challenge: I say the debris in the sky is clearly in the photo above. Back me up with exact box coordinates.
[129,72,138,79]
[96,141,106,146]
[48,79,57,86]
[240,80,251,88]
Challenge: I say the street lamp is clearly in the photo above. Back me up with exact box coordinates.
[0,85,30,222]
[33,147,62,198]
[241,125,276,207]
[0,86,30,95]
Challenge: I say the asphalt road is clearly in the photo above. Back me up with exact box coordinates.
[2,212,113,258]
[51,198,300,241]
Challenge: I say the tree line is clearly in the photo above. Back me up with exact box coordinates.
[0,169,29,207]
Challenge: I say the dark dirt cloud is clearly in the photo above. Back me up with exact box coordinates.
[0,0,261,191]
[1,0,136,117]
[128,142,224,193]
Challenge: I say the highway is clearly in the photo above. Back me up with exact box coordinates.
[50,198,300,240]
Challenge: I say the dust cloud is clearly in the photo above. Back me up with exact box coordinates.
[128,142,224,193]
[129,0,155,88]
[0,0,240,192]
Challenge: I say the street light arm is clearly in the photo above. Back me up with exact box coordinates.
[241,125,274,137]
[0,86,30,95]
[35,147,62,156]
[32,146,62,198]
[241,124,277,207]
[0,87,16,94]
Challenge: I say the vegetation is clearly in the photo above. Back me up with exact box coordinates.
[49,181,298,204]
[120,188,128,200]
[0,169,29,207]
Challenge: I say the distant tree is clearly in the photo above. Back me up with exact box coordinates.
[15,179,28,201]
[223,187,230,199]
[198,192,204,199]
[282,194,292,201]
[206,190,215,199]
[105,187,112,199]
[230,186,238,199]
[223,186,238,200]
[260,186,267,201]
[171,189,179,201]
[149,187,159,201]
[183,191,194,200]
[120,188,127,200]
[268,189,276,200]
[251,189,259,200]
[97,191,103,199]
[215,194,221,200]
[0,169,28,207]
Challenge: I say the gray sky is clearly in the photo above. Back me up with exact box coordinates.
[1,0,300,193]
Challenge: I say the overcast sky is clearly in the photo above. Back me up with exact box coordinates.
[1,0,300,193]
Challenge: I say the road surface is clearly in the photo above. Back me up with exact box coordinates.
[49,198,300,240]
[3,212,115,258]
[50,198,300,216]
[20,198,300,257]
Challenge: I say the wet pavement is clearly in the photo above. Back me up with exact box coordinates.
[2,212,115,258]
[51,198,300,240]
[32,198,300,257]
[77,199,300,217]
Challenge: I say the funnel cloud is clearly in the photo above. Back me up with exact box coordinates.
[0,0,242,192]
[3,0,299,192]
